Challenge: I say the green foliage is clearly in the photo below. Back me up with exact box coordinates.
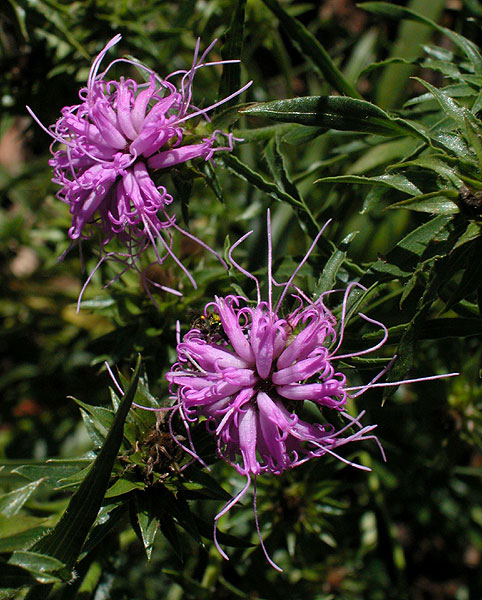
[1,0,482,598]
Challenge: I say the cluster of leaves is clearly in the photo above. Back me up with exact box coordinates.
[1,0,482,599]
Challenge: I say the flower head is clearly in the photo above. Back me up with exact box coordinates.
[165,212,458,570]
[28,35,250,302]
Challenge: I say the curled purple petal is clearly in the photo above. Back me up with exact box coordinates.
[30,34,251,302]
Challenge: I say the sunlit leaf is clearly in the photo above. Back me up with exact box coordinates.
[242,96,428,141]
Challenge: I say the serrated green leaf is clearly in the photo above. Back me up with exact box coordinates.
[72,398,114,435]
[262,0,362,98]
[0,526,48,553]
[0,480,44,517]
[242,96,427,141]
[0,513,50,539]
[31,356,142,572]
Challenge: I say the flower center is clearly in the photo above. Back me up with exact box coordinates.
[255,377,274,393]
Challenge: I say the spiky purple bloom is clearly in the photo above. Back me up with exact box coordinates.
[165,213,458,570]
[28,35,250,299]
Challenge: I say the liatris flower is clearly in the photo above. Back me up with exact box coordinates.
[28,35,250,303]
[165,212,458,570]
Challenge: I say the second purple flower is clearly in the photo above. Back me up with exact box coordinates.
[29,35,250,297]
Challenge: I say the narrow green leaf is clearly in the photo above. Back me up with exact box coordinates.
[262,0,362,98]
[8,551,65,574]
[390,191,459,214]
[6,0,28,40]
[369,215,452,278]
[388,156,463,188]
[281,124,326,145]
[444,237,482,310]
[371,0,445,108]
[200,160,224,203]
[383,241,465,399]
[463,114,482,172]
[55,463,93,491]
[104,478,145,498]
[264,135,302,202]
[72,398,115,436]
[31,356,142,572]
[0,480,44,517]
[80,503,127,560]
[315,173,421,196]
[0,526,48,553]
[233,123,294,143]
[79,409,108,449]
[32,2,89,59]
[360,2,482,77]
[348,137,418,175]
[132,493,159,561]
[216,0,246,111]
[242,96,427,141]
[0,513,50,539]
[314,232,358,296]
[182,467,232,501]
[221,153,319,235]
[412,78,468,128]
[222,153,304,211]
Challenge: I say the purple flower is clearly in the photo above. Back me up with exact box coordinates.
[165,212,458,570]
[28,35,250,302]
